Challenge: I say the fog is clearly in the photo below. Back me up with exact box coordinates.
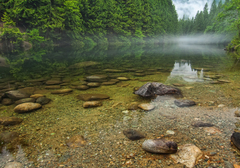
[172,0,214,18]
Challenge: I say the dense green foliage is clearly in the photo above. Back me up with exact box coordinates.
[0,0,178,46]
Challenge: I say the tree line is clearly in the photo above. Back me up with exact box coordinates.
[0,0,239,50]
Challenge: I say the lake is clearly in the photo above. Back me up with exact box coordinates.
[0,43,240,167]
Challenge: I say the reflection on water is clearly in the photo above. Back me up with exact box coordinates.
[1,44,240,167]
[168,60,204,83]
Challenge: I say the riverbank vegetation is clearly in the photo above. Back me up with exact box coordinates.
[0,0,239,51]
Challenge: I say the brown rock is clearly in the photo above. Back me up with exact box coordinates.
[45,85,61,89]
[77,94,110,101]
[51,89,73,94]
[87,82,101,87]
[71,85,89,90]
[0,117,23,126]
[14,103,42,113]
[83,101,102,108]
[5,90,30,100]
[1,98,14,105]
[30,94,45,99]
[0,132,19,143]
[15,98,35,105]
[138,103,155,111]
[45,80,62,85]
[171,144,202,168]
[127,102,139,110]
[66,135,86,148]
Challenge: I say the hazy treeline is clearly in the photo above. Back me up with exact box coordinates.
[178,0,240,48]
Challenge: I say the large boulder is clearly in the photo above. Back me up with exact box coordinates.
[134,82,182,97]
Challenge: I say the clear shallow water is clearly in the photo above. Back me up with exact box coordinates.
[0,44,240,167]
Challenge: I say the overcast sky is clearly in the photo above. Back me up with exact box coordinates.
[172,0,214,19]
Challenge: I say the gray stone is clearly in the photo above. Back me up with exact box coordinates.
[174,99,196,107]
[142,139,178,154]
[36,97,51,105]
[5,90,30,100]
[15,98,35,105]
[123,129,145,140]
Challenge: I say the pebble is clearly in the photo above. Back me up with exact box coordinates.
[138,103,155,111]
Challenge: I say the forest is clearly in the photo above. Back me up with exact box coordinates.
[0,0,239,50]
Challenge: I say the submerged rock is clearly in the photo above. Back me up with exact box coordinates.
[83,101,102,108]
[123,129,146,140]
[15,98,35,105]
[142,139,178,154]
[1,98,14,105]
[134,82,182,97]
[171,144,202,168]
[191,121,214,127]
[14,103,42,113]
[87,82,101,87]
[66,135,86,148]
[4,162,23,168]
[36,97,51,105]
[45,80,62,85]
[86,75,107,82]
[174,99,196,107]
[77,94,110,101]
[51,89,73,94]
[127,102,139,110]
[231,132,240,150]
[0,117,23,126]
[138,103,155,111]
[30,94,45,99]
[0,132,19,143]
[5,90,30,100]
[71,85,89,90]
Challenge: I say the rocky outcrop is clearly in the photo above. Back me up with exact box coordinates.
[134,82,182,97]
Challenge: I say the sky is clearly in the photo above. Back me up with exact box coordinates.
[172,0,214,18]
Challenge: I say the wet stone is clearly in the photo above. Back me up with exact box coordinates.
[36,97,51,105]
[4,161,23,168]
[1,98,14,105]
[231,132,240,150]
[66,135,86,148]
[109,79,119,83]
[138,103,155,111]
[135,82,182,97]
[30,94,45,99]
[235,110,240,117]
[142,139,178,154]
[86,75,108,82]
[15,98,35,105]
[77,94,110,101]
[45,85,61,89]
[127,102,139,110]
[123,129,146,140]
[83,101,102,108]
[87,82,101,87]
[5,90,30,100]
[117,77,129,81]
[134,73,145,77]
[51,89,73,94]
[192,121,214,127]
[45,80,62,85]
[174,99,196,107]
[103,69,123,73]
[0,117,23,126]
[71,85,89,90]
[71,81,88,86]
[14,103,42,113]
[171,144,202,168]
[0,132,19,143]
[218,79,231,83]
[102,81,116,85]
